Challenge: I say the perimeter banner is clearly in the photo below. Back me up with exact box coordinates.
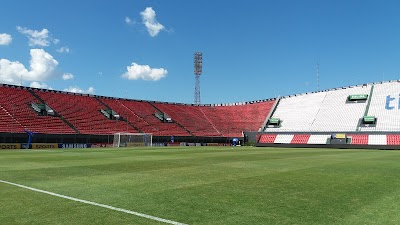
[206,143,219,146]
[91,143,113,148]
[58,143,92,149]
[127,143,145,147]
[32,143,58,149]
[0,144,21,149]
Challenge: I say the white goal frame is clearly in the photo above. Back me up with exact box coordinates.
[113,132,153,147]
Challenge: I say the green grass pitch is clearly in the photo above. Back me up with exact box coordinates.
[1,146,400,224]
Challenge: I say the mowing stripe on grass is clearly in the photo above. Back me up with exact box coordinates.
[0,179,186,225]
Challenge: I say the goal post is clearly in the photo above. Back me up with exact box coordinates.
[113,133,153,147]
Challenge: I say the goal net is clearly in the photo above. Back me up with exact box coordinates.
[113,133,153,147]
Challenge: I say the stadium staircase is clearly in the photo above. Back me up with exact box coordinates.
[199,106,237,137]
[34,90,137,134]
[149,100,275,138]
[198,107,222,136]
[259,97,280,132]
[195,101,275,137]
[28,89,79,134]
[152,103,221,137]
[359,82,400,132]
[0,104,24,133]
[309,85,371,132]
[147,102,194,136]
[102,99,155,134]
[102,99,190,136]
[0,86,76,134]
[356,85,375,131]
[264,92,328,132]
[95,97,142,133]
[264,85,371,133]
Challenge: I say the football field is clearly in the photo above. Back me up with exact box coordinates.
[1,146,400,224]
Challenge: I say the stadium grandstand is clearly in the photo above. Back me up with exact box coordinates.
[259,80,400,149]
[0,83,274,147]
[1,80,400,149]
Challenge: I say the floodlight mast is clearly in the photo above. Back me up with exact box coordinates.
[194,52,202,105]
[317,63,320,91]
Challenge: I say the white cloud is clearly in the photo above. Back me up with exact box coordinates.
[0,49,58,85]
[63,86,94,94]
[140,7,165,37]
[122,62,167,81]
[62,73,74,80]
[30,81,52,89]
[0,33,12,45]
[87,87,95,94]
[125,16,131,24]
[0,59,28,84]
[57,47,70,53]
[125,16,136,25]
[27,49,58,80]
[17,26,58,47]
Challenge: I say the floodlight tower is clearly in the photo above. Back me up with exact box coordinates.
[316,63,320,91]
[194,52,202,105]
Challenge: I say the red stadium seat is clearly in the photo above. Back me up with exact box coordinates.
[0,85,275,138]
[386,134,400,145]
[34,91,137,134]
[259,134,277,143]
[290,134,311,144]
[0,86,76,134]
[350,134,369,145]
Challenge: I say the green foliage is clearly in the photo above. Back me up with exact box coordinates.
[1,147,400,224]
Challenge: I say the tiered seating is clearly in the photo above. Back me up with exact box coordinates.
[258,134,277,143]
[258,133,330,145]
[310,85,371,132]
[349,134,369,145]
[0,85,274,137]
[34,90,136,134]
[387,134,400,145]
[155,101,274,137]
[0,86,75,134]
[102,98,190,136]
[259,133,400,146]
[307,134,330,144]
[266,86,371,133]
[201,101,274,137]
[265,92,327,132]
[274,134,294,144]
[368,134,387,145]
[154,103,221,137]
[360,82,400,132]
[258,133,333,145]
[0,105,24,133]
[290,134,311,144]
[5,80,400,144]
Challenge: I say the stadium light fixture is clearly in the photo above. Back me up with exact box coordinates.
[194,52,202,105]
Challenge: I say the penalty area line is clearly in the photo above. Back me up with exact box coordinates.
[0,179,186,225]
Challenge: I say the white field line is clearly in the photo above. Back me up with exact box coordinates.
[0,179,187,225]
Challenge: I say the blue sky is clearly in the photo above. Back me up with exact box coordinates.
[1,0,400,104]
